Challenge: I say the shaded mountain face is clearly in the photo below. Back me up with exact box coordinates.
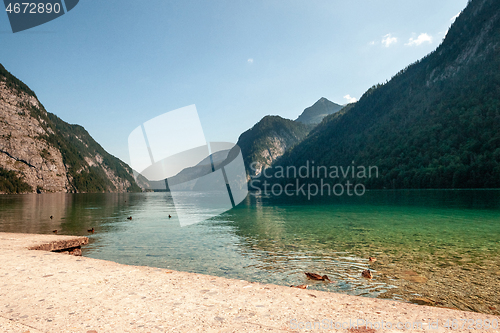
[0,64,141,194]
[295,97,344,125]
[276,0,500,189]
[236,115,312,177]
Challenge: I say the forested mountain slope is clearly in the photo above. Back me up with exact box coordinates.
[0,64,141,193]
[276,0,500,189]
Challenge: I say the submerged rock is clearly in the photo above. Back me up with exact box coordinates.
[410,297,435,306]
[400,270,428,283]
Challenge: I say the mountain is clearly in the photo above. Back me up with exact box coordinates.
[0,64,141,194]
[274,0,500,189]
[295,97,344,125]
[236,115,312,177]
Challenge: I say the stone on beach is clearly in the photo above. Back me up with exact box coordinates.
[290,284,308,289]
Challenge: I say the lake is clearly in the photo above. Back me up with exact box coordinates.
[0,190,499,314]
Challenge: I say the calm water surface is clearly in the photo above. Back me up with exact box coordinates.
[0,190,499,312]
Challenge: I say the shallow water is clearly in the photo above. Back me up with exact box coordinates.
[0,190,499,313]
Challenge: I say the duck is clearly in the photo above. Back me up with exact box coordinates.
[50,215,53,219]
[369,257,377,262]
[361,270,373,279]
[168,215,172,218]
[127,216,132,220]
[52,230,58,234]
[305,272,331,281]
[87,228,95,234]
[290,284,308,289]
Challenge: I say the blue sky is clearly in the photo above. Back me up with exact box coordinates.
[0,0,468,164]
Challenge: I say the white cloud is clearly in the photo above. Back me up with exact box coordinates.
[343,94,357,103]
[368,41,376,46]
[247,58,254,64]
[405,33,433,46]
[381,34,397,47]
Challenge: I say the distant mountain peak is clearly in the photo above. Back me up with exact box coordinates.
[315,97,332,104]
[296,97,344,125]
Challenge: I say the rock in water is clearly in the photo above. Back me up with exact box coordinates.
[410,297,435,306]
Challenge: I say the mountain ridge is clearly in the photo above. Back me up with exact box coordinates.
[0,63,141,194]
[271,0,500,189]
[236,115,313,177]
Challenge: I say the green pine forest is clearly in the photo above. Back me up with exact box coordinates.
[270,0,500,189]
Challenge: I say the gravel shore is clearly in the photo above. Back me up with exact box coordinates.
[0,232,498,332]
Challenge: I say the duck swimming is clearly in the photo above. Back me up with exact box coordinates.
[362,270,373,279]
[305,272,331,281]
[87,228,95,233]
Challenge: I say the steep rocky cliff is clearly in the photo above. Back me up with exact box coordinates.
[0,64,140,194]
[236,115,312,177]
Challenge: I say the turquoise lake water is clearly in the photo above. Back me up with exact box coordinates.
[0,190,499,312]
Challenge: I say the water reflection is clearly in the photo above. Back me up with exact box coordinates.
[0,190,499,311]
[0,193,148,236]
[0,193,70,234]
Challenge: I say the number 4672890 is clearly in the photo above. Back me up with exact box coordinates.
[5,2,61,14]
